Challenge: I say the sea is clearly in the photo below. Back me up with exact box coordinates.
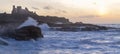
[0,24,120,54]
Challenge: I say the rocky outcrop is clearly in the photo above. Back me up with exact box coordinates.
[81,26,108,31]
[12,26,43,41]
[0,17,44,41]
[49,24,108,31]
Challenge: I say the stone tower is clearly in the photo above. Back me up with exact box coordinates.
[12,5,17,14]
[11,5,37,15]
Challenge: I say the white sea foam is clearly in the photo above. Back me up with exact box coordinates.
[18,17,38,29]
[38,23,50,31]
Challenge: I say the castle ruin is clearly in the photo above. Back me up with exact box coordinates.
[12,5,37,15]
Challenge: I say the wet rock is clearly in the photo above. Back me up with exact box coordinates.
[58,27,78,31]
[48,23,109,31]
[81,27,98,31]
[81,26,108,31]
[98,26,108,30]
[13,26,43,41]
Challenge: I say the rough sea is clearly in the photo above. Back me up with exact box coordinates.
[0,24,120,54]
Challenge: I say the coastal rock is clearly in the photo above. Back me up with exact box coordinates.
[49,24,109,31]
[98,26,108,30]
[80,26,108,31]
[81,27,99,31]
[58,27,78,31]
[13,26,43,41]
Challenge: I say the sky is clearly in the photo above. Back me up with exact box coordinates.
[0,0,120,24]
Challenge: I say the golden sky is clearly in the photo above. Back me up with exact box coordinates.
[0,0,120,24]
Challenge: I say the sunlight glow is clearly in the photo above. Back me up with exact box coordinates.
[95,0,108,16]
[61,0,108,16]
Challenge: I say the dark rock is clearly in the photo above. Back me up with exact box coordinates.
[98,26,108,30]
[12,26,43,41]
[51,24,109,31]
[58,27,78,31]
[81,26,108,31]
[81,27,99,31]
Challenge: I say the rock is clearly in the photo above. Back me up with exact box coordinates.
[81,26,108,31]
[58,27,78,31]
[81,27,99,31]
[13,26,43,41]
[98,26,108,30]
[54,25,109,31]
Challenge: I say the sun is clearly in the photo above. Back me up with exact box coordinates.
[98,6,107,15]
[94,0,108,16]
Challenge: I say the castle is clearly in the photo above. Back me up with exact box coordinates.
[0,5,71,25]
[12,5,37,15]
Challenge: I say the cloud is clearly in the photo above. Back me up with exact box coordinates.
[43,6,67,13]
[79,15,100,18]
[59,10,67,13]
[43,6,52,10]
[32,7,39,10]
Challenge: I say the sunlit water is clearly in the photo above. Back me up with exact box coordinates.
[0,24,120,54]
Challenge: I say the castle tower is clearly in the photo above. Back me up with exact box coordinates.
[11,5,37,15]
[13,5,15,9]
[12,5,17,14]
[16,6,22,14]
[25,7,29,11]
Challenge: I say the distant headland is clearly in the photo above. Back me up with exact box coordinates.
[0,5,71,25]
[0,5,117,32]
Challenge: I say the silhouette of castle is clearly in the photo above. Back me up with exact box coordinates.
[12,5,37,15]
[0,5,71,25]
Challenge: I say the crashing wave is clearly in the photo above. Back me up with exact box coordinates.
[18,17,38,29]
[39,23,50,31]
